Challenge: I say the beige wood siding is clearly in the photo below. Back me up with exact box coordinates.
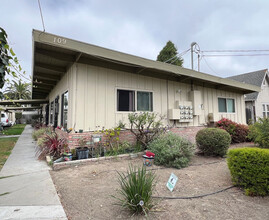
[69,63,246,131]
[47,65,74,129]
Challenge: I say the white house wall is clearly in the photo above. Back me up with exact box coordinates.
[255,76,269,120]
[67,63,246,131]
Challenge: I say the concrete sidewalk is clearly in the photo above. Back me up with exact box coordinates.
[0,125,67,219]
[0,135,20,138]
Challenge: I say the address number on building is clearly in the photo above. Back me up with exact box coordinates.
[53,37,67,45]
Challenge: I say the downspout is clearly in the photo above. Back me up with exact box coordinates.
[73,53,81,132]
[72,64,78,132]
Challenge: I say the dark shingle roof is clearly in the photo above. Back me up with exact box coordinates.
[227,69,268,100]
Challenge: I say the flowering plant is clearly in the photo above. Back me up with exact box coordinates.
[216,118,249,143]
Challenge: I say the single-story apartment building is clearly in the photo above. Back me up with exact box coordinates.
[31,29,260,135]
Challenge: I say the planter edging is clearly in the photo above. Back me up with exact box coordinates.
[52,152,144,171]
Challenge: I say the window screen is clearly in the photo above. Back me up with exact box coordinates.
[137,91,153,111]
[117,90,135,111]
[218,98,235,113]
[227,99,235,113]
[218,98,227,112]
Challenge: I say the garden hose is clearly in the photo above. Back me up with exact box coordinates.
[152,186,235,200]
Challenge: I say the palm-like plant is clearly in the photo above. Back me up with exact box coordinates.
[4,80,31,100]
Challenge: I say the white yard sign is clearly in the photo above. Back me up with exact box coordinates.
[166,173,178,192]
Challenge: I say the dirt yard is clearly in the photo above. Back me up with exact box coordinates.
[50,145,269,220]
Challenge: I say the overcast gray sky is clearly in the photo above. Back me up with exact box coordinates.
[2,0,269,82]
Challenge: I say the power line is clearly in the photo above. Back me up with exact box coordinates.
[38,0,46,32]
[203,54,269,57]
[164,48,190,63]
[170,49,190,64]
[202,49,269,53]
[201,56,222,77]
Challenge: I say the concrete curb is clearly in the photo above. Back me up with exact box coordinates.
[53,152,144,171]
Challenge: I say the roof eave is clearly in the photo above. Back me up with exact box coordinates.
[32,29,261,96]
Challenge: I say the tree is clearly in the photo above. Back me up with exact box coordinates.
[157,41,183,67]
[4,80,31,100]
[0,27,26,96]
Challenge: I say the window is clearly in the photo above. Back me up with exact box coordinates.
[137,91,153,111]
[262,104,269,118]
[117,90,135,111]
[61,91,68,129]
[117,89,153,112]
[218,98,235,113]
[50,101,54,124]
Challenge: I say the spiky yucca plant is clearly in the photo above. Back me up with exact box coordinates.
[114,165,156,215]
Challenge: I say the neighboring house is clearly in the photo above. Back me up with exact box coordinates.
[31,30,260,132]
[227,69,269,123]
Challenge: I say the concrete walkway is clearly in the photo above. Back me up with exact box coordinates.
[0,135,20,138]
[0,125,67,219]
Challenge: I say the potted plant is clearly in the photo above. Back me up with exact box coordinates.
[92,127,104,143]
[71,148,77,160]
[92,134,102,143]
[63,144,72,161]
[63,152,72,161]
[76,137,89,160]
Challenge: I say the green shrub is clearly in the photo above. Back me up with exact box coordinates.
[148,132,195,169]
[249,118,269,148]
[37,136,46,147]
[114,165,156,215]
[196,128,231,157]
[128,112,166,150]
[15,112,22,120]
[32,127,51,141]
[227,148,269,196]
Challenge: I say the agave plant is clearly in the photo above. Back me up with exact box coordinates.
[114,165,156,215]
[36,132,68,160]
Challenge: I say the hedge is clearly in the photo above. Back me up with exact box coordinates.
[227,148,269,196]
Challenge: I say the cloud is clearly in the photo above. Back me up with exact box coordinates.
[1,0,269,84]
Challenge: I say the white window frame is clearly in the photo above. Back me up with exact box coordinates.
[61,90,69,129]
[218,97,236,114]
[262,103,269,118]
[50,101,54,124]
[115,87,154,113]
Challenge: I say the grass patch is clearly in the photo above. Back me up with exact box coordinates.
[1,124,26,135]
[0,137,18,170]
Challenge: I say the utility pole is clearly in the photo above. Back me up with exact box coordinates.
[191,42,197,70]
[198,54,200,72]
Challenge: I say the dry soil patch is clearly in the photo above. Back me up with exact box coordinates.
[50,149,269,220]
